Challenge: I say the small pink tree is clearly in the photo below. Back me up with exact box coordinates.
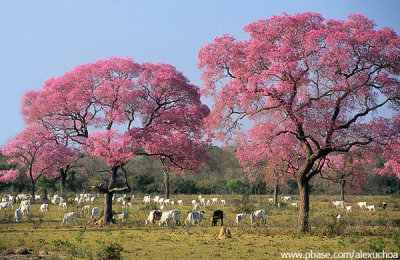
[2,124,73,200]
[199,13,400,232]
[320,150,370,200]
[22,57,209,223]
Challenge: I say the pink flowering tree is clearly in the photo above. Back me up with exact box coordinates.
[320,150,370,200]
[236,123,301,205]
[2,124,73,200]
[198,13,400,232]
[22,57,209,224]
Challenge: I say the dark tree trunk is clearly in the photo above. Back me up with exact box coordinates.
[340,180,346,201]
[30,177,35,203]
[59,168,67,195]
[104,166,118,224]
[298,177,310,233]
[273,180,279,206]
[164,171,170,199]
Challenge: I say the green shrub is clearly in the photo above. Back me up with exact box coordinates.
[97,242,124,260]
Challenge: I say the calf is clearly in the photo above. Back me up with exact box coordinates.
[211,210,224,226]
[251,210,266,225]
[62,212,78,226]
[145,210,162,225]
[345,206,352,212]
[39,204,49,212]
[235,213,246,224]
[15,208,22,222]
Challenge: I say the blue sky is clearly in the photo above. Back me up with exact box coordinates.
[1,0,399,146]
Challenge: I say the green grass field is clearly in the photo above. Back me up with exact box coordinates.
[0,194,399,259]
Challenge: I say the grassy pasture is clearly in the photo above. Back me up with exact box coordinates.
[0,194,399,259]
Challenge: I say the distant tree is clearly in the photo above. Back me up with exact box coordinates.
[199,13,400,232]
[22,58,209,223]
[1,124,73,200]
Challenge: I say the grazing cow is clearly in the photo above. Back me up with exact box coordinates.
[185,211,204,226]
[211,210,224,226]
[143,196,151,204]
[160,204,166,211]
[177,199,184,206]
[366,205,375,212]
[382,202,387,209]
[153,196,160,203]
[15,208,22,222]
[192,203,200,212]
[58,202,67,209]
[291,203,298,207]
[145,210,162,225]
[0,201,12,211]
[39,204,49,212]
[206,199,211,206]
[281,196,292,201]
[159,210,180,227]
[268,198,274,203]
[113,212,129,223]
[345,206,352,212]
[199,198,206,205]
[191,200,197,205]
[80,205,91,215]
[251,210,266,225]
[332,201,344,208]
[164,199,170,205]
[357,202,367,209]
[211,198,219,204]
[185,212,196,226]
[62,212,78,226]
[220,199,226,205]
[20,204,30,215]
[91,207,99,220]
[122,201,132,209]
[235,213,247,224]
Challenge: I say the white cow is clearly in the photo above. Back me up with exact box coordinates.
[177,199,184,206]
[220,199,226,205]
[0,201,12,211]
[251,210,266,225]
[145,210,162,225]
[191,200,197,205]
[113,212,129,223]
[160,204,166,211]
[235,213,247,224]
[159,210,180,227]
[337,214,342,223]
[15,208,22,222]
[20,204,30,215]
[185,212,196,226]
[332,201,344,208]
[345,206,352,212]
[58,202,67,209]
[291,203,298,207]
[357,202,367,209]
[185,211,204,226]
[211,198,219,204]
[281,196,293,201]
[122,201,132,209]
[62,212,78,226]
[80,205,91,215]
[34,195,41,200]
[268,198,274,203]
[192,203,200,211]
[143,196,151,204]
[91,207,99,220]
[366,205,375,212]
[39,204,49,212]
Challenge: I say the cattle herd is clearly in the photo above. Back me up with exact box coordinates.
[0,193,389,228]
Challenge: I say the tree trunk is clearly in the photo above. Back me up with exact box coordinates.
[30,177,36,203]
[273,181,279,206]
[164,171,170,199]
[104,166,118,224]
[59,169,67,195]
[298,178,310,233]
[340,180,346,201]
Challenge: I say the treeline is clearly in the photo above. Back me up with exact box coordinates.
[0,145,399,196]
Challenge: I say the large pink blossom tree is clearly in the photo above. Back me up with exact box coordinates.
[22,57,209,223]
[198,12,400,232]
[1,124,73,200]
